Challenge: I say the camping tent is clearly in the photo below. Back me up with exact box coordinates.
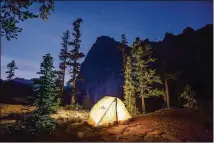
[88,96,132,127]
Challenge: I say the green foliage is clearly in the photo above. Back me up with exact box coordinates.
[123,56,139,116]
[6,60,18,80]
[25,113,56,135]
[64,103,83,111]
[131,43,164,98]
[27,53,60,134]
[1,0,54,40]
[67,18,85,104]
[181,85,197,108]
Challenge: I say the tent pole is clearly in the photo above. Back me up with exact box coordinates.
[115,98,118,125]
[96,99,116,127]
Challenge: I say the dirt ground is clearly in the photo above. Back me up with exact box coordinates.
[0,104,213,142]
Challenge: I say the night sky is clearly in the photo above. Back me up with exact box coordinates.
[1,1,213,83]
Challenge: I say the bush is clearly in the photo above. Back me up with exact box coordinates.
[181,85,197,108]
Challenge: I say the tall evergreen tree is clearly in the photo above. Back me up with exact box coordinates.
[118,34,128,70]
[118,34,128,103]
[161,61,181,108]
[163,72,180,108]
[83,89,92,109]
[123,56,139,115]
[67,18,85,104]
[6,60,18,80]
[132,38,164,114]
[58,30,71,97]
[28,53,60,134]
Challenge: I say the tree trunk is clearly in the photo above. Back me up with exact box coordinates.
[61,65,66,98]
[71,79,76,105]
[177,91,181,107]
[163,91,167,107]
[141,96,146,114]
[164,77,170,108]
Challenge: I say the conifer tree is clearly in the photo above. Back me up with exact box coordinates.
[67,18,85,104]
[161,61,181,108]
[123,56,139,115]
[118,34,128,104]
[6,60,18,80]
[58,30,71,97]
[163,72,180,108]
[132,39,164,114]
[118,34,128,71]
[1,0,54,40]
[28,53,60,134]
[83,89,92,109]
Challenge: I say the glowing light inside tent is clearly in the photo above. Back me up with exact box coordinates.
[88,96,132,127]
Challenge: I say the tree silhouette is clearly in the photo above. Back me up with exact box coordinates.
[1,0,54,40]
[57,30,71,98]
[83,89,92,109]
[118,34,128,104]
[6,60,18,80]
[163,72,180,108]
[67,18,85,104]
[118,34,128,72]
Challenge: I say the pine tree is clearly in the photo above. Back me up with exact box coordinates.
[132,38,164,114]
[6,60,18,80]
[123,56,139,115]
[118,34,128,105]
[161,61,181,108]
[163,72,180,108]
[83,89,92,109]
[28,53,60,134]
[67,18,85,104]
[1,0,54,40]
[118,34,128,71]
[58,30,71,97]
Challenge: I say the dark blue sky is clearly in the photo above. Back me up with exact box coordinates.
[1,1,213,82]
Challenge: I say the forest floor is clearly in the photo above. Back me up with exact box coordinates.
[0,104,213,142]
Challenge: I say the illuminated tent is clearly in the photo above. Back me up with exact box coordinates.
[88,96,132,127]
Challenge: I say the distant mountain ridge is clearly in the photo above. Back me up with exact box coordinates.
[0,24,212,107]
[0,78,71,89]
[78,24,213,105]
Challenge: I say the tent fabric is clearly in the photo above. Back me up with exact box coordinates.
[88,96,132,127]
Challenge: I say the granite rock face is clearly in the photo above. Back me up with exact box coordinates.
[78,24,213,106]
